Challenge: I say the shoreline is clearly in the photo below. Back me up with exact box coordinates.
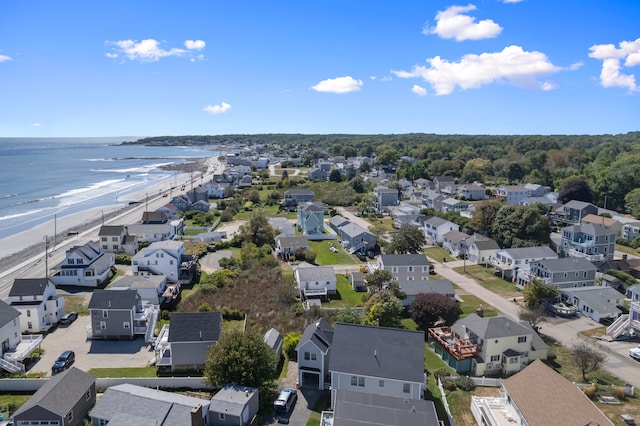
[0,156,219,271]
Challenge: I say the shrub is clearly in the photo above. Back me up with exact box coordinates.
[160,310,171,321]
[583,385,597,400]
[114,254,131,265]
[197,302,213,312]
[283,332,301,360]
[455,376,475,392]
[613,386,626,400]
[220,306,244,321]
[443,380,457,392]
[433,368,452,379]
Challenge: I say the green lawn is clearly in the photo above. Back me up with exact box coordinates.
[183,228,207,236]
[88,367,157,377]
[424,246,455,263]
[0,394,31,417]
[458,293,498,318]
[325,274,366,307]
[452,264,521,298]
[223,319,245,334]
[401,317,419,330]
[232,205,280,220]
[310,241,357,265]
[616,243,640,256]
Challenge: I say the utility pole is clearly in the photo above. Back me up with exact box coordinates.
[44,236,49,278]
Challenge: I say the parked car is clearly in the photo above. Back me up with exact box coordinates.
[274,387,297,414]
[629,345,640,361]
[356,252,367,261]
[52,350,75,374]
[59,311,78,325]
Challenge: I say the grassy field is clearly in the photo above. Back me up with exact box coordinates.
[424,246,455,263]
[453,264,522,298]
[324,274,366,308]
[616,243,640,256]
[63,295,90,315]
[310,241,357,265]
[232,205,280,220]
[457,293,498,318]
[87,367,157,377]
[0,394,31,417]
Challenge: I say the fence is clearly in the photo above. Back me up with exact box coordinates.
[0,376,213,393]
[442,375,503,387]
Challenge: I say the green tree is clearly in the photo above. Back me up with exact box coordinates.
[522,278,558,310]
[204,330,277,413]
[557,178,594,204]
[364,269,394,293]
[387,225,426,254]
[363,290,403,328]
[470,200,503,235]
[507,162,526,184]
[625,188,640,218]
[329,169,343,182]
[337,307,363,324]
[409,293,462,331]
[491,204,551,248]
[238,209,276,247]
[282,332,301,360]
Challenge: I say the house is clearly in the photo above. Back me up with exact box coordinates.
[142,211,168,224]
[108,275,167,305]
[350,271,366,291]
[377,254,432,284]
[560,223,616,262]
[467,237,500,265]
[126,222,175,243]
[327,389,441,426]
[495,185,528,205]
[329,323,425,405]
[524,183,549,197]
[622,220,640,241]
[555,200,599,224]
[414,178,432,189]
[338,223,377,254]
[7,278,64,333]
[283,188,314,208]
[433,176,456,192]
[421,190,446,212]
[90,383,211,426]
[558,286,623,322]
[88,289,157,341]
[50,241,115,288]
[373,186,399,211]
[264,328,283,362]
[489,246,558,280]
[581,213,623,236]
[209,384,259,426]
[598,255,640,279]
[132,240,199,285]
[294,265,337,299]
[607,284,640,339]
[98,225,138,255]
[456,183,486,201]
[398,279,456,308]
[156,203,181,221]
[203,181,227,199]
[297,202,325,235]
[423,216,459,245]
[518,257,597,289]
[0,299,43,374]
[269,217,295,237]
[296,318,334,389]
[328,215,350,233]
[12,367,96,426]
[154,311,223,371]
[442,230,472,258]
[471,360,613,426]
[429,314,548,376]
[307,167,328,181]
[441,197,469,213]
[275,235,310,260]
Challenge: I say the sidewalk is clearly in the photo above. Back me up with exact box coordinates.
[430,257,640,388]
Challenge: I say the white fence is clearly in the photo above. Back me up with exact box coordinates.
[442,375,502,387]
[0,376,213,392]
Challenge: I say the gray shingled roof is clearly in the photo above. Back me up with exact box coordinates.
[13,367,95,418]
[536,257,597,273]
[98,225,124,236]
[559,286,623,315]
[88,289,138,310]
[210,384,258,417]
[109,275,165,290]
[296,318,334,353]
[329,323,425,383]
[472,239,500,250]
[9,278,51,297]
[295,266,335,282]
[332,389,441,426]
[398,279,454,297]
[0,299,24,326]
[424,216,449,227]
[453,314,533,340]
[168,311,222,343]
[496,246,557,260]
[340,223,373,239]
[380,253,430,267]
[277,235,309,249]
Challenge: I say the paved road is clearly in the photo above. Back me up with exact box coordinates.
[432,258,640,388]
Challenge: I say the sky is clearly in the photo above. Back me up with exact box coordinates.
[1,0,639,137]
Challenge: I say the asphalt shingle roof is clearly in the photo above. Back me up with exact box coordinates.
[168,311,222,343]
[9,278,51,297]
[0,299,23,326]
[88,289,138,310]
[379,253,430,267]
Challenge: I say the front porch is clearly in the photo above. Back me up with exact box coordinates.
[2,334,44,373]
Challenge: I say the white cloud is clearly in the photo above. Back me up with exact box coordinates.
[412,84,427,96]
[106,38,205,62]
[503,0,523,3]
[392,45,561,95]
[0,54,11,62]
[311,76,363,93]
[425,4,502,41]
[589,38,640,91]
[203,102,232,115]
[31,123,42,127]
[185,40,206,50]
[541,81,558,91]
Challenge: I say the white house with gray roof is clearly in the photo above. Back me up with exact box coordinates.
[275,235,309,260]
[398,279,456,308]
[50,241,115,288]
[294,265,336,299]
[559,286,623,322]
[296,318,334,390]
[467,237,500,265]
[90,383,210,426]
[7,278,64,333]
[495,185,528,205]
[338,222,377,254]
[329,323,426,406]
[423,216,459,245]
[489,246,558,280]
[520,257,597,289]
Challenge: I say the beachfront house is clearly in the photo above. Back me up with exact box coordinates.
[154,312,222,372]
[429,314,548,376]
[560,223,616,262]
[87,289,158,342]
[98,225,138,255]
[131,240,199,285]
[50,241,115,288]
[90,383,211,426]
[7,278,64,333]
[108,275,167,306]
[12,367,96,426]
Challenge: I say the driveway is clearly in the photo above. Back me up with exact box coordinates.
[199,249,233,273]
[30,313,154,376]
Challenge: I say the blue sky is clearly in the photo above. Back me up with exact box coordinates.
[1,0,639,137]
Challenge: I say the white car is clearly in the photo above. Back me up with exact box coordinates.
[330,246,339,253]
[629,345,640,361]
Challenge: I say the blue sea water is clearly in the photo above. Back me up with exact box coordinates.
[0,137,219,240]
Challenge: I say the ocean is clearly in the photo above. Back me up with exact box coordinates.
[0,137,220,240]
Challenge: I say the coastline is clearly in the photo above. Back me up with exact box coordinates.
[0,156,219,271]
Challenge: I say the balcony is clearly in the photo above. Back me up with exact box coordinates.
[471,396,517,426]
[566,249,604,262]
[3,334,43,363]
[428,326,481,360]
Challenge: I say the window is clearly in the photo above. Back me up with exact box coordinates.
[311,353,316,361]
[102,310,108,318]
[408,266,413,272]
[77,258,83,264]
[28,321,32,329]
[68,259,75,264]
[26,310,31,317]
[490,355,500,362]
[101,237,107,242]
[123,322,130,329]
[68,411,74,422]
[509,357,518,364]
[403,383,410,393]
[86,390,92,401]
[219,413,225,420]
[379,380,384,387]
[517,336,527,343]
[100,321,107,330]
[351,376,365,387]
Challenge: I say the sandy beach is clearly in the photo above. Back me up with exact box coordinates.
[0,156,222,270]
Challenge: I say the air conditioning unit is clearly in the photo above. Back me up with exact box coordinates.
[487,363,494,370]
